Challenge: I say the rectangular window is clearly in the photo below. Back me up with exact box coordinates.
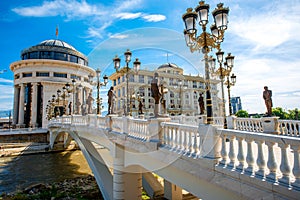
[118,77,121,84]
[71,74,77,79]
[169,78,174,85]
[23,73,32,77]
[118,89,121,97]
[54,52,67,61]
[69,55,78,63]
[147,76,152,84]
[29,52,39,59]
[36,72,49,77]
[40,51,51,59]
[129,74,134,82]
[54,73,67,78]
[139,75,144,83]
[193,81,197,88]
[78,58,85,65]
[113,79,117,86]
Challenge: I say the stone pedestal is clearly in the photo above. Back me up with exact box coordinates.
[261,117,280,134]
[198,124,221,159]
[226,115,237,129]
[197,115,207,124]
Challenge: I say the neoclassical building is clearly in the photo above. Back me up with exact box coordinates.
[10,39,95,128]
[109,63,221,118]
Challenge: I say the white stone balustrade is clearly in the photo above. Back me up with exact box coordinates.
[48,115,300,193]
[161,122,199,157]
[227,116,300,136]
[218,128,300,189]
[127,118,151,141]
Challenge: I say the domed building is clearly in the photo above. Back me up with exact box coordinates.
[10,39,95,128]
[109,62,221,117]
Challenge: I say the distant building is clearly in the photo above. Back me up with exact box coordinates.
[10,39,95,128]
[230,96,242,114]
[109,63,221,118]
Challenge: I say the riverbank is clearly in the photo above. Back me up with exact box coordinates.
[0,175,104,200]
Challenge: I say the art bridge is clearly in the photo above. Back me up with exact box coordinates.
[48,115,300,200]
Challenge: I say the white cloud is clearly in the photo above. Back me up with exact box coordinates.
[12,0,166,39]
[114,12,142,20]
[142,14,166,22]
[109,34,129,39]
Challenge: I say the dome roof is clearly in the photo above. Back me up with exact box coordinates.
[158,63,182,70]
[157,63,182,70]
[21,39,88,66]
[38,39,77,51]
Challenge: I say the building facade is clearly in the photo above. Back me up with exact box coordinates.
[109,63,221,118]
[230,96,242,114]
[10,39,95,128]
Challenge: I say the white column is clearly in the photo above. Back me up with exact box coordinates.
[245,138,255,177]
[13,85,20,125]
[278,143,291,188]
[291,144,300,189]
[113,144,142,200]
[31,83,38,127]
[265,141,278,183]
[255,139,266,180]
[164,179,182,200]
[18,84,25,126]
[236,136,245,173]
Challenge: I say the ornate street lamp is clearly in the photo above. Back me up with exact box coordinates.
[225,73,236,115]
[71,79,76,115]
[95,68,108,115]
[210,51,235,128]
[113,49,141,116]
[183,1,229,124]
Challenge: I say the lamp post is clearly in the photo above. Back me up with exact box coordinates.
[95,68,108,115]
[71,79,76,115]
[225,73,236,115]
[113,49,141,116]
[178,80,183,115]
[182,1,229,124]
[210,52,235,127]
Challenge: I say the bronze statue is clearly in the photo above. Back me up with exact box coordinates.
[86,93,94,114]
[68,102,72,115]
[198,93,205,114]
[138,99,143,114]
[263,86,273,116]
[107,86,115,114]
[151,72,161,117]
[151,72,161,104]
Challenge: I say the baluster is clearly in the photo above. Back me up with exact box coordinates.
[219,134,228,167]
[170,127,174,149]
[265,141,278,184]
[193,131,199,158]
[255,139,266,180]
[173,127,178,151]
[182,129,188,154]
[291,144,300,189]
[188,130,193,155]
[278,143,291,188]
[236,136,245,173]
[165,126,170,146]
[245,138,255,177]
[178,128,182,152]
[228,136,237,170]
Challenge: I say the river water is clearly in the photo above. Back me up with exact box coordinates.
[0,150,92,194]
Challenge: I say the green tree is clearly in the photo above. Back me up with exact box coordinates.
[272,107,289,119]
[235,110,249,118]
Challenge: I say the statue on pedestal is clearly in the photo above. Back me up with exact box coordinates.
[151,72,161,117]
[263,86,273,116]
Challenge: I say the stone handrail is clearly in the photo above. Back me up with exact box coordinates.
[48,115,300,194]
[218,128,300,190]
[161,122,199,157]
[227,116,300,136]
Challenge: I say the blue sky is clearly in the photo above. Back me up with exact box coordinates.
[0,0,299,114]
